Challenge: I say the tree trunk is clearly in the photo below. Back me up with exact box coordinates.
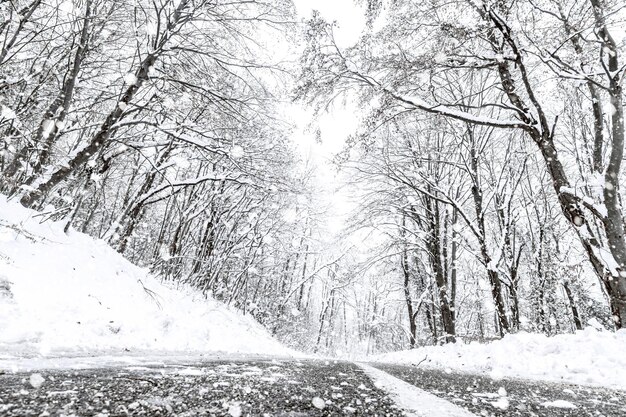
[402,248,417,347]
[5,0,93,188]
[421,194,456,342]
[400,215,417,347]
[485,1,626,328]
[19,0,191,208]
[467,131,510,335]
[0,0,42,65]
[562,281,583,331]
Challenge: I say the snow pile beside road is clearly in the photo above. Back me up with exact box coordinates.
[372,329,626,390]
[0,196,291,360]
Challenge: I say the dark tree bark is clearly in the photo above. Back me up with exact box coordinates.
[400,215,417,347]
[562,281,583,331]
[467,129,510,335]
[420,192,456,343]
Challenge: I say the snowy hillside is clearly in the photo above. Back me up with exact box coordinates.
[0,196,292,363]
[371,329,626,391]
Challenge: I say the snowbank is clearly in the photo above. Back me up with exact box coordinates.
[371,330,626,390]
[0,196,292,363]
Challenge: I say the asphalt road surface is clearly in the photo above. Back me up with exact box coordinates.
[372,363,626,417]
[1,359,624,416]
[0,359,403,416]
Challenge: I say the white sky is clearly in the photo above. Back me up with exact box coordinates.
[289,4,363,146]
[292,0,365,47]
[288,1,366,235]
[286,0,365,163]
[290,0,364,160]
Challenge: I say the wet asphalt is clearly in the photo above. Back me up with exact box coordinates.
[373,363,626,417]
[0,360,402,416]
[1,360,624,416]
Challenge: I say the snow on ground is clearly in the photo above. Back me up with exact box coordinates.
[371,329,626,390]
[358,363,475,417]
[540,400,577,409]
[0,196,294,368]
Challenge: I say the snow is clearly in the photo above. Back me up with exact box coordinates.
[358,363,475,417]
[124,73,138,86]
[397,94,526,129]
[490,396,509,410]
[1,105,17,121]
[29,373,45,388]
[227,403,243,416]
[41,119,55,138]
[230,145,244,159]
[311,396,326,409]
[540,400,577,409]
[592,246,620,276]
[371,329,626,390]
[0,196,294,368]
[606,101,617,117]
[559,186,608,219]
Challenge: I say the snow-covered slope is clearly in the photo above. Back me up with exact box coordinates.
[371,330,626,390]
[0,196,292,362]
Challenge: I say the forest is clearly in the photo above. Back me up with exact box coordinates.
[1,0,625,355]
